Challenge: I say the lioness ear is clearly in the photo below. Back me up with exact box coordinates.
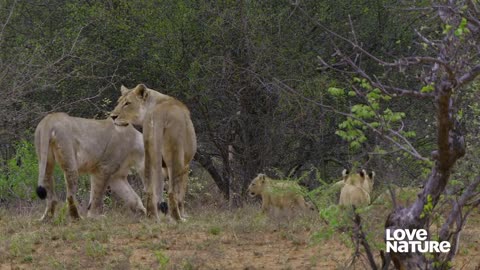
[135,84,148,100]
[342,169,349,178]
[368,171,375,179]
[120,85,130,96]
[359,170,366,178]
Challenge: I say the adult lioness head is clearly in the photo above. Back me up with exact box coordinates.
[110,84,172,127]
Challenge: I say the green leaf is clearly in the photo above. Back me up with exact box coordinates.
[421,84,434,93]
[328,87,345,97]
[443,24,452,34]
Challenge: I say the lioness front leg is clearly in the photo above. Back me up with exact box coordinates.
[109,177,146,215]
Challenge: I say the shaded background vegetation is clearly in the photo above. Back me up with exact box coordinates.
[0,0,475,204]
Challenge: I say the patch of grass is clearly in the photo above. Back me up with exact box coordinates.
[21,254,33,263]
[153,250,170,270]
[47,256,68,270]
[208,226,222,235]
[53,203,69,226]
[180,257,201,270]
[141,239,169,251]
[85,239,107,258]
[82,230,110,243]
[8,233,37,258]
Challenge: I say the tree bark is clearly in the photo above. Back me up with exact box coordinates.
[385,84,466,269]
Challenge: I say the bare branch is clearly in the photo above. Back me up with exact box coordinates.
[457,64,480,88]
[437,176,480,264]
[439,176,480,242]
[274,78,430,161]
[0,0,17,45]
[414,28,438,49]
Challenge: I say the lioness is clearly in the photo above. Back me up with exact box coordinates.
[110,84,197,221]
[339,169,375,207]
[248,173,309,216]
[35,113,146,220]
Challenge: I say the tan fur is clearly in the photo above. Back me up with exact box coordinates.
[332,180,345,190]
[35,113,146,220]
[339,169,375,207]
[339,184,371,207]
[247,174,309,216]
[111,84,197,221]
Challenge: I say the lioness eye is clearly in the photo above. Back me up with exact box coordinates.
[124,102,131,106]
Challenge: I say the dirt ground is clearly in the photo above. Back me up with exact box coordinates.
[0,203,479,270]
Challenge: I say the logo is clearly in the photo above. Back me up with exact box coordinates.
[386,229,451,253]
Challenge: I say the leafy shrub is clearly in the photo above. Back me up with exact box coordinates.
[0,140,65,201]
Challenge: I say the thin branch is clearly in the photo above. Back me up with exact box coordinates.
[0,0,17,45]
[438,176,480,242]
[274,78,429,161]
[353,211,378,270]
[457,64,480,88]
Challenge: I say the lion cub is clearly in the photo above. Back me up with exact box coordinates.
[248,174,310,216]
[339,169,375,207]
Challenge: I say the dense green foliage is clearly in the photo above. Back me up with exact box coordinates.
[0,140,42,200]
[0,0,477,204]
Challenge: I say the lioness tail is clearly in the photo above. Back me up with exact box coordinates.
[35,119,51,200]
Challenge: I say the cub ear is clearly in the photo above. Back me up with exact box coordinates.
[368,171,375,179]
[134,84,148,99]
[359,169,366,178]
[120,85,130,96]
[342,169,349,178]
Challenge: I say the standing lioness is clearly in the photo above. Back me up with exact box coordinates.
[35,113,146,220]
[111,84,197,221]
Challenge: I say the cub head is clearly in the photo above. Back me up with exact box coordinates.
[110,84,149,126]
[343,169,375,186]
[248,173,269,197]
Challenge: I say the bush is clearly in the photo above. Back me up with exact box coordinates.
[0,139,65,202]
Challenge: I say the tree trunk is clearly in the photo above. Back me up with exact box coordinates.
[194,152,230,200]
[385,86,466,269]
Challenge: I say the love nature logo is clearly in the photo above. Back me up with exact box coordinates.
[386,229,451,253]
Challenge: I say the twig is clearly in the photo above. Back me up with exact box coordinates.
[352,210,378,270]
